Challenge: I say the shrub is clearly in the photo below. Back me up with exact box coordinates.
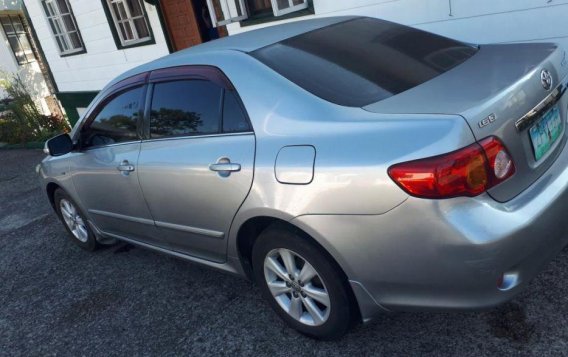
[0,73,69,145]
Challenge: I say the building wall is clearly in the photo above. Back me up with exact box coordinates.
[23,0,170,93]
[226,0,568,50]
[0,7,52,114]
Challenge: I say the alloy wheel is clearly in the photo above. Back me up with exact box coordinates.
[59,198,89,243]
[263,248,331,326]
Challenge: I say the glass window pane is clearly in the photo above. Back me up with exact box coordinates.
[56,0,70,14]
[61,14,77,32]
[119,22,134,41]
[69,32,82,49]
[117,22,128,40]
[52,18,64,36]
[54,35,65,52]
[276,0,289,10]
[292,0,304,5]
[247,0,272,16]
[117,2,129,20]
[17,34,32,53]
[7,36,25,64]
[0,16,11,27]
[150,81,222,138]
[133,18,149,39]
[126,0,143,17]
[1,21,14,34]
[223,91,250,133]
[57,34,69,52]
[47,18,59,35]
[83,87,142,147]
[12,18,24,33]
[111,2,123,20]
[46,2,58,17]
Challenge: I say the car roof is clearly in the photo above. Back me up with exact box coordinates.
[105,16,356,89]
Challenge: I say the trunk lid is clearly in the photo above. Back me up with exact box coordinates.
[364,43,568,201]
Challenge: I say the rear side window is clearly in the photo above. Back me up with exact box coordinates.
[222,91,251,133]
[81,86,143,148]
[150,80,223,138]
[251,17,478,107]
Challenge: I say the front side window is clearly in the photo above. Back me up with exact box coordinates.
[0,15,34,65]
[104,0,152,47]
[81,87,143,148]
[150,80,223,138]
[41,0,85,55]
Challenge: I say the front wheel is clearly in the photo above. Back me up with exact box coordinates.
[54,189,98,251]
[252,225,355,340]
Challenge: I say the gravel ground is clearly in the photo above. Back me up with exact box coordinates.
[1,149,567,356]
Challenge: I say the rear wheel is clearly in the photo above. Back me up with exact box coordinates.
[54,189,98,251]
[252,225,354,340]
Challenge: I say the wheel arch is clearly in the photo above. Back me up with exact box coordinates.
[46,182,62,210]
[235,215,362,321]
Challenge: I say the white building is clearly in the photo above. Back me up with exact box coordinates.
[0,0,59,115]
[222,0,568,50]
[19,0,568,124]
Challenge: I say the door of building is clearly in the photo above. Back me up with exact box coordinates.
[159,0,203,51]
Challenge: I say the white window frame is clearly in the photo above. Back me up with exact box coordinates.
[206,0,248,27]
[106,0,152,46]
[270,0,308,17]
[206,0,309,27]
[41,0,84,55]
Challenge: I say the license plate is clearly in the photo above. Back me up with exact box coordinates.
[529,106,563,161]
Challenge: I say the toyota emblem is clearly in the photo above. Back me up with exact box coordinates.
[541,69,553,91]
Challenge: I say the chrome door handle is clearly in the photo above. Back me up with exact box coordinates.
[209,158,240,177]
[117,160,135,175]
[209,163,241,172]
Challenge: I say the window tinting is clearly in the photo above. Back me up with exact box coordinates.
[81,87,142,148]
[150,80,223,138]
[251,17,478,107]
[223,91,250,133]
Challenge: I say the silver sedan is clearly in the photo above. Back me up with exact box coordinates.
[40,16,568,339]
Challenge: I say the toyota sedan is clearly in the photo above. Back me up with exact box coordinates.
[40,16,568,339]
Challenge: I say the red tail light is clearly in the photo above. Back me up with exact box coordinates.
[388,137,515,199]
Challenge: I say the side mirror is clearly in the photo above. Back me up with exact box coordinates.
[45,133,73,157]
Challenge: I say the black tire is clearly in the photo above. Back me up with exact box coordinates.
[252,224,355,340]
[53,188,99,251]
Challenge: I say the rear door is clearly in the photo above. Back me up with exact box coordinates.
[137,66,255,263]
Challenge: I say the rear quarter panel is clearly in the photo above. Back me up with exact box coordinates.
[193,52,478,258]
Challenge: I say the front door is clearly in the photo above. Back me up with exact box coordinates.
[137,76,255,263]
[70,85,164,247]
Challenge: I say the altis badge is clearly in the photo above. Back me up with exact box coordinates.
[478,113,497,128]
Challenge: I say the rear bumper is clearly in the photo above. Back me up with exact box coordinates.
[291,138,568,321]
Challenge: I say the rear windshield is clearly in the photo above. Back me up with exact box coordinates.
[251,17,478,107]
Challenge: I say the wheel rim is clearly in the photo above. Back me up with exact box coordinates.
[59,199,89,243]
[263,248,331,326]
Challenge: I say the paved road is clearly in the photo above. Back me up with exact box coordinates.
[1,149,567,356]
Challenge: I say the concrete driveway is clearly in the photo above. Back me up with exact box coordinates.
[1,149,567,356]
